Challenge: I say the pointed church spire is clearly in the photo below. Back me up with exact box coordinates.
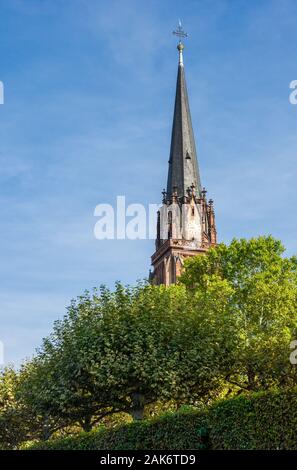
[150,23,217,285]
[167,23,201,201]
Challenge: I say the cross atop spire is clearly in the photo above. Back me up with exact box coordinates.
[172,19,188,43]
[173,20,188,66]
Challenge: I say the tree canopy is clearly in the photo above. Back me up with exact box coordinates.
[17,281,235,430]
[180,236,297,391]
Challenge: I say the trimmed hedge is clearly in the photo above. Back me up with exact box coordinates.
[29,409,209,450]
[29,387,297,450]
[210,387,297,450]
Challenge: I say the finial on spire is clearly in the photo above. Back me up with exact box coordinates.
[173,20,188,66]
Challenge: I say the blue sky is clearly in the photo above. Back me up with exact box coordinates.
[0,0,296,365]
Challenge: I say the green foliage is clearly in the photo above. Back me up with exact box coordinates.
[28,409,209,450]
[0,367,27,449]
[28,387,297,450]
[209,387,297,449]
[3,236,297,448]
[17,281,234,431]
[0,366,69,448]
[180,236,297,392]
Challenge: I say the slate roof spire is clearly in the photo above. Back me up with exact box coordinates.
[166,25,201,201]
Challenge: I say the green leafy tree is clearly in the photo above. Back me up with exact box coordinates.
[18,282,236,429]
[180,236,297,391]
[17,359,77,440]
[0,366,33,448]
[0,365,69,448]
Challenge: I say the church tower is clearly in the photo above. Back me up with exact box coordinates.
[151,23,217,285]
